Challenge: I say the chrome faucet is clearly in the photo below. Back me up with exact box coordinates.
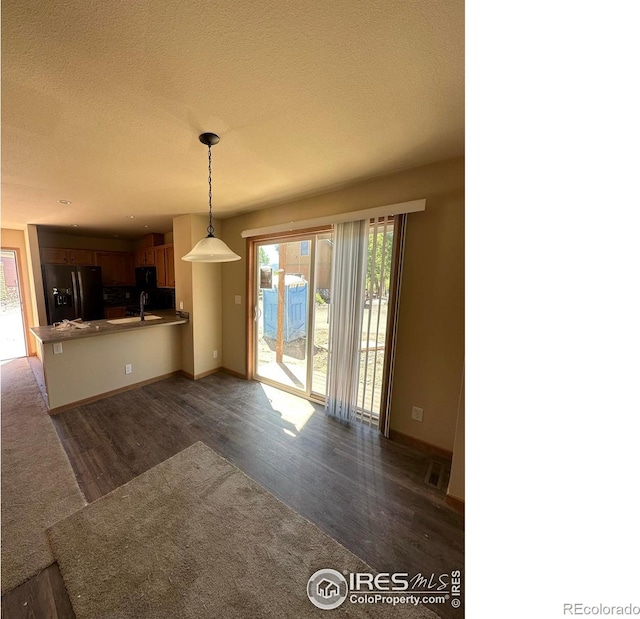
[140,291,149,321]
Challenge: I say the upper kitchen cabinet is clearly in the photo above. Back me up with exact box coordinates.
[154,245,175,287]
[135,249,155,267]
[155,247,166,286]
[41,248,94,266]
[142,233,164,247]
[165,246,175,288]
[95,251,134,286]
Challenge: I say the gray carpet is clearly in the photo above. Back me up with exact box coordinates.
[27,355,49,405]
[48,442,443,618]
[1,357,86,594]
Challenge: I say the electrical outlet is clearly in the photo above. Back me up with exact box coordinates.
[53,343,63,354]
[411,406,424,422]
[180,301,184,310]
[213,350,218,359]
[234,295,241,305]
[125,364,132,375]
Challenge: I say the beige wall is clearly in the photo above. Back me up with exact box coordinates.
[1,228,37,354]
[173,215,195,376]
[27,224,48,326]
[38,229,134,252]
[42,325,184,409]
[390,162,464,450]
[37,229,172,253]
[220,156,464,451]
[172,214,223,378]
[219,215,249,375]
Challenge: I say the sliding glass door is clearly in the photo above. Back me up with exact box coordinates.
[250,218,397,429]
[255,238,310,392]
[356,217,394,425]
[253,233,332,397]
[309,232,333,398]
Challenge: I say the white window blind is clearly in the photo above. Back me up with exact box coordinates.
[241,199,425,239]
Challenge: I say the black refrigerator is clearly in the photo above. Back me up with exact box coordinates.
[42,264,104,324]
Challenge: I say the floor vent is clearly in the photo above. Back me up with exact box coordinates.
[424,459,451,491]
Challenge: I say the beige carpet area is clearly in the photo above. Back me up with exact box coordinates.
[1,357,86,594]
[48,442,442,619]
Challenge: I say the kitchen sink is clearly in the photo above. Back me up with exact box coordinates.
[106,315,162,325]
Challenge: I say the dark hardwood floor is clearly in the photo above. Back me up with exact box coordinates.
[3,371,464,618]
[1,564,74,619]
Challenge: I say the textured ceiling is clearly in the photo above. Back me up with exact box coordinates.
[1,0,464,239]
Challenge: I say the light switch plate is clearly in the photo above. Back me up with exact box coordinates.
[234,295,241,305]
[53,342,63,354]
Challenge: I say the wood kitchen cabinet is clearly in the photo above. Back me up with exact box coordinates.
[155,247,166,286]
[41,242,175,288]
[142,233,164,247]
[41,248,69,264]
[104,306,127,319]
[41,248,94,265]
[153,245,175,287]
[165,245,175,288]
[135,249,155,267]
[95,251,134,286]
[69,249,94,265]
[116,253,134,285]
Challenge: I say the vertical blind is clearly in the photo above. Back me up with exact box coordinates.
[325,220,368,422]
[325,216,402,428]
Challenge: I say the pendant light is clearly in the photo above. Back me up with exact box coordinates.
[182,132,241,262]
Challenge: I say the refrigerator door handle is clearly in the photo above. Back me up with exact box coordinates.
[72,269,82,318]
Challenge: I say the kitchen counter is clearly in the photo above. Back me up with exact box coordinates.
[31,310,189,412]
[30,310,188,345]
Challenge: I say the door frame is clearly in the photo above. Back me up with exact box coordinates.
[245,218,404,434]
[246,226,331,398]
[1,246,31,357]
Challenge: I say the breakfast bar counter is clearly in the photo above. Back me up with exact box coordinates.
[30,311,189,413]
[30,310,188,344]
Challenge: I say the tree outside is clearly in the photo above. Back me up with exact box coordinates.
[366,230,393,297]
[258,246,270,266]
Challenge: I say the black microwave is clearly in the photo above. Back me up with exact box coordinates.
[135,266,157,289]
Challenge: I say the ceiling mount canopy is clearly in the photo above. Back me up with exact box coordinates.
[182,132,241,263]
[199,132,220,147]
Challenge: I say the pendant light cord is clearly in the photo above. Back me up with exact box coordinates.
[207,145,215,237]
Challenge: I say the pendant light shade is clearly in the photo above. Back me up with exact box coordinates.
[182,236,241,262]
[182,132,241,263]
